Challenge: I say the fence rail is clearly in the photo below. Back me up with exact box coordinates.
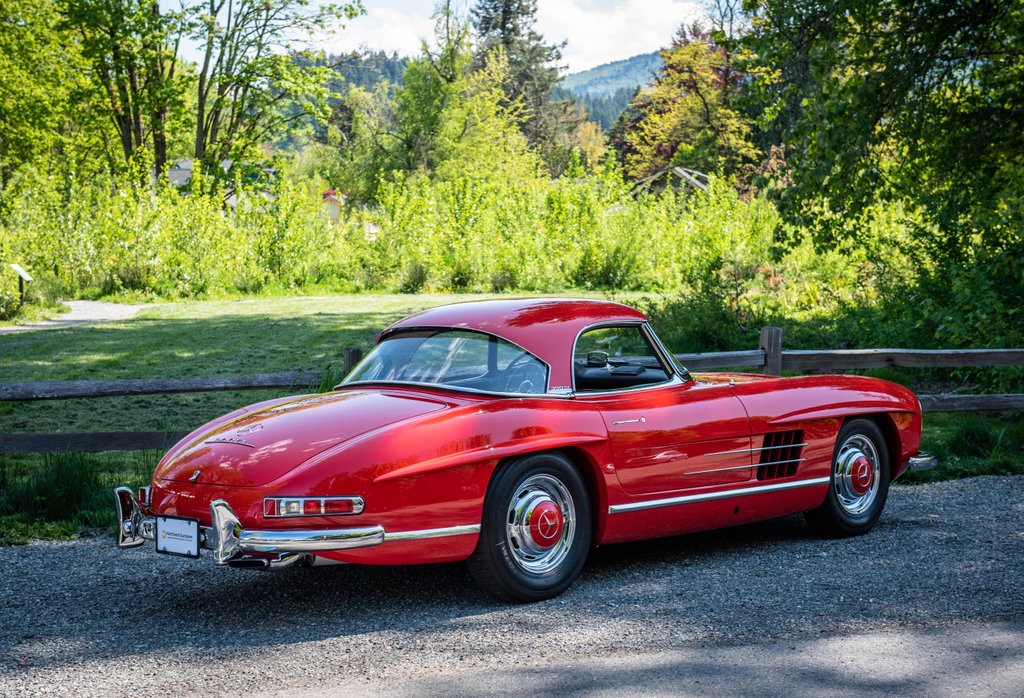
[1,330,1021,454]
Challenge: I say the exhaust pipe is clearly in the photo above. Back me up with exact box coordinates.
[227,553,311,570]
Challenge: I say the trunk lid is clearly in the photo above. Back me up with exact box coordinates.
[157,389,450,487]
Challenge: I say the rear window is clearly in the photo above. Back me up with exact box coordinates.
[343,329,548,395]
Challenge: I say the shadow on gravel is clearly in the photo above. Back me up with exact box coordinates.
[1,478,1022,679]
[2,516,818,668]
[386,622,1024,697]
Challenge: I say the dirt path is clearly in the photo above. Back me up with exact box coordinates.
[0,301,148,334]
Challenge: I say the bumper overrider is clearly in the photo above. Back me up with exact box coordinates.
[114,487,476,570]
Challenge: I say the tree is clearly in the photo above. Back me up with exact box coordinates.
[742,0,1024,248]
[0,0,79,185]
[742,0,1024,350]
[322,2,540,199]
[61,0,186,177]
[471,0,565,153]
[189,0,362,183]
[615,24,757,181]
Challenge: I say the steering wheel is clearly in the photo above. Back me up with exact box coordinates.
[504,355,546,394]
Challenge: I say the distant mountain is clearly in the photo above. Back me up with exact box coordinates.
[329,51,408,91]
[560,53,662,98]
[556,53,662,130]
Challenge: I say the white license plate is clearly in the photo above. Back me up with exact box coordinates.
[155,516,200,558]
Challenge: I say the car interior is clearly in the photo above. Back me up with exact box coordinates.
[572,326,671,392]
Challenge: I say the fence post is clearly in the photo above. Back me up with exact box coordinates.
[760,327,783,376]
[342,347,364,376]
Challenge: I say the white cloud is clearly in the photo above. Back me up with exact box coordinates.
[320,5,437,58]
[537,0,704,73]
[318,0,703,71]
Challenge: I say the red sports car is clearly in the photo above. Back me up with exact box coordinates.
[116,298,936,601]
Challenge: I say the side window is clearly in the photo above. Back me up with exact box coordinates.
[573,326,670,392]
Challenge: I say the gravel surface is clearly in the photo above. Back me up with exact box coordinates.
[1,476,1021,696]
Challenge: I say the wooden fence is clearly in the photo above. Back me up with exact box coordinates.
[1,329,1022,454]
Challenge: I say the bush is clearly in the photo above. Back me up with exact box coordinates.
[0,287,18,320]
[1,452,103,523]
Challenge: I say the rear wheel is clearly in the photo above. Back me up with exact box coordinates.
[806,418,890,537]
[468,452,591,602]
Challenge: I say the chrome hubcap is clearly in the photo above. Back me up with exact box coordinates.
[505,474,575,574]
[833,434,881,515]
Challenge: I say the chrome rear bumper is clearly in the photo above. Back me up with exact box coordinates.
[907,452,938,472]
[114,487,479,568]
[115,487,384,565]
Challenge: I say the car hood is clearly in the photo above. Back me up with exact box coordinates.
[156,389,450,487]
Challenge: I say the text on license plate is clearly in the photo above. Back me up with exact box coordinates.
[155,516,200,558]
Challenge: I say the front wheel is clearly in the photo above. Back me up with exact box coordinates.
[806,418,890,537]
[468,452,591,602]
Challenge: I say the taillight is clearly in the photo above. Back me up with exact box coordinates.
[263,496,364,518]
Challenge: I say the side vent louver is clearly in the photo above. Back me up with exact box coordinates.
[756,430,805,481]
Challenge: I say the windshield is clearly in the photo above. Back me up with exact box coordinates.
[342,329,549,395]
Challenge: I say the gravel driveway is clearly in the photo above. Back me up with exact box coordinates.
[1,476,1021,696]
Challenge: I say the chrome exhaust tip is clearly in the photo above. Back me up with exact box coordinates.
[227,553,311,570]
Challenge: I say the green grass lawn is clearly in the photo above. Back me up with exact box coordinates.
[0,293,1020,542]
[0,294,516,434]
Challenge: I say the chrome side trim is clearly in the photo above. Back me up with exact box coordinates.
[607,476,831,514]
[705,443,808,458]
[384,524,481,542]
[686,457,806,476]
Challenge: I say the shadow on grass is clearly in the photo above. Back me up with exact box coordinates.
[0,305,415,434]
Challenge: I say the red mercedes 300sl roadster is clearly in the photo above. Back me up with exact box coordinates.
[116,298,936,601]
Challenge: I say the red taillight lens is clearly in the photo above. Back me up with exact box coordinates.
[262,496,364,518]
[323,499,355,515]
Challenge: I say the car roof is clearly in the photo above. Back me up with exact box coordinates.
[382,298,648,389]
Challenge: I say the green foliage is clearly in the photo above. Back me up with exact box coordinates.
[0,167,357,300]
[617,25,757,180]
[0,0,105,186]
[472,0,565,154]
[0,450,155,541]
[903,413,1024,484]
[739,0,1024,371]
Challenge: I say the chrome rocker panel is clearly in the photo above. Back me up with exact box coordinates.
[114,487,479,568]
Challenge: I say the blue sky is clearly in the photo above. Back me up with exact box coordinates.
[323,0,703,73]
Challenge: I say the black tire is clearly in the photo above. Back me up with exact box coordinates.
[467,452,591,602]
[806,418,890,537]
